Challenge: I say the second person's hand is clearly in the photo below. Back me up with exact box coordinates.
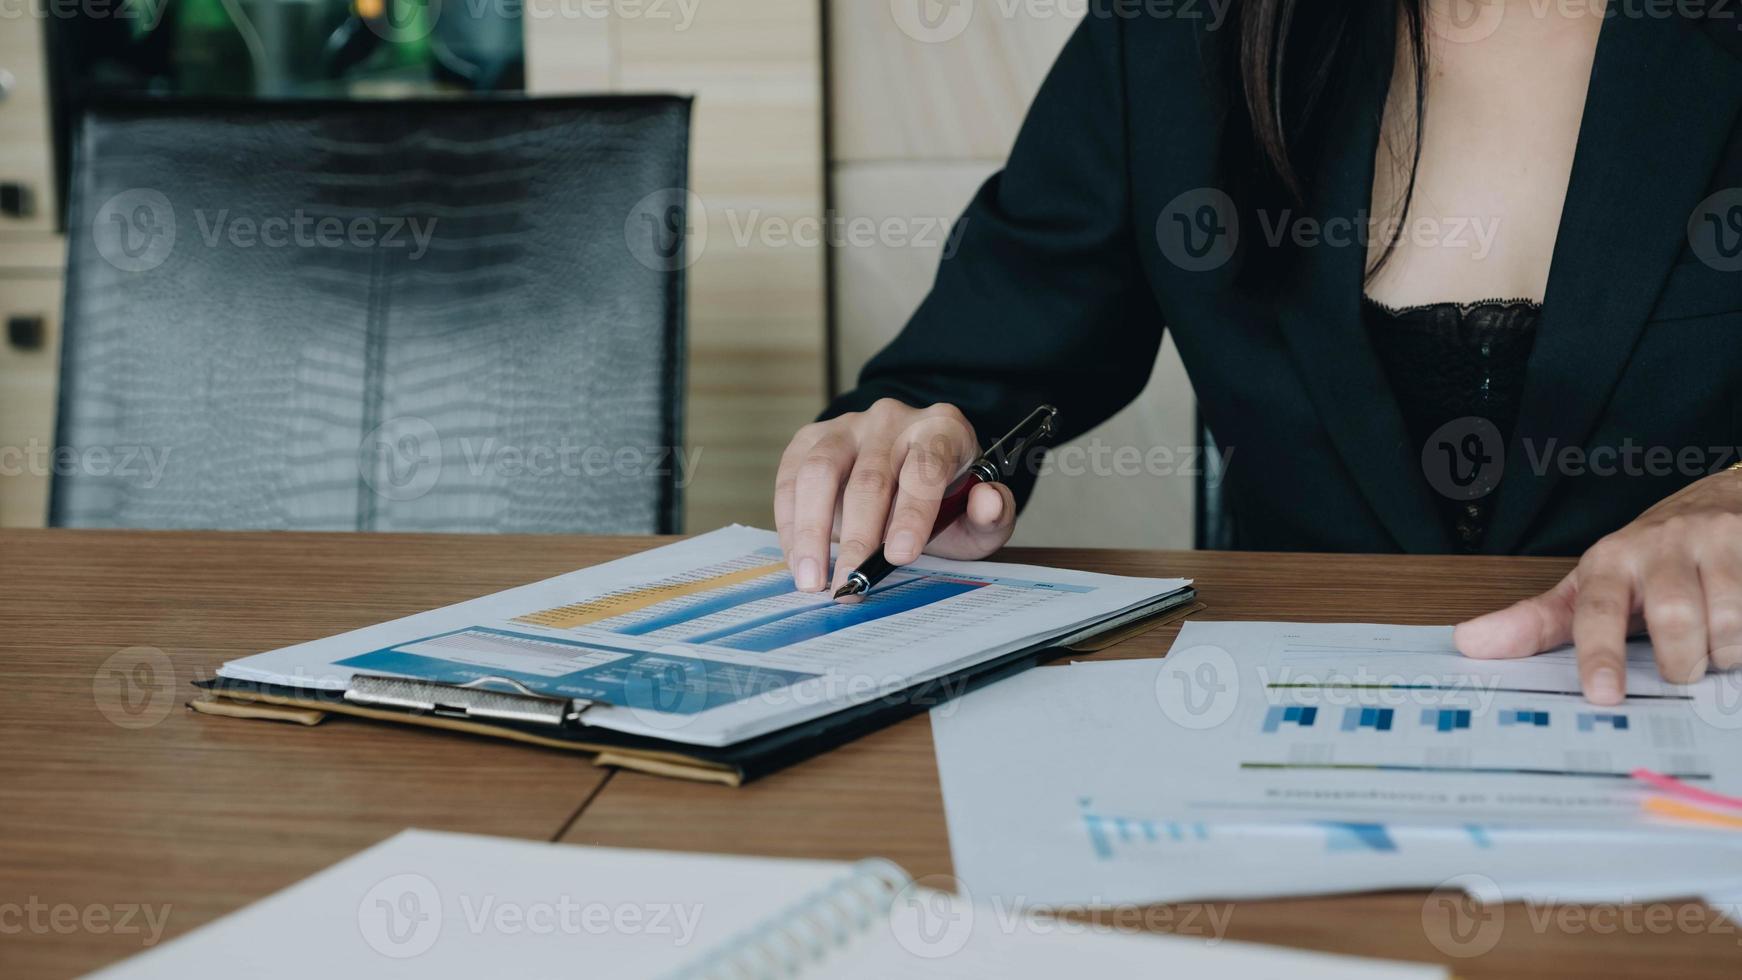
[773,399,1018,593]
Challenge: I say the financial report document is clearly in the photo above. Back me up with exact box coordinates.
[216,526,1190,746]
[930,621,1742,906]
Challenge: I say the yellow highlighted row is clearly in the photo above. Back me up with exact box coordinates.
[514,560,789,630]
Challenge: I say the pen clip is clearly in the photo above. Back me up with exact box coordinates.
[977,405,1059,480]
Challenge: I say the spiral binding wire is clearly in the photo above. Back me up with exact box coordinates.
[665,859,912,980]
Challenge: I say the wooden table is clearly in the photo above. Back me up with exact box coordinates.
[2,530,1736,978]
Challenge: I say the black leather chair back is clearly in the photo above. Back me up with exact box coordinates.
[54,96,690,533]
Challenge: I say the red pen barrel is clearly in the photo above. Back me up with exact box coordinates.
[929,470,986,538]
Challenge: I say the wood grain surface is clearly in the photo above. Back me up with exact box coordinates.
[3,531,1737,978]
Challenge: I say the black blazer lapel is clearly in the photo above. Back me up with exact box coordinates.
[1272,33,1451,554]
[1486,13,1742,553]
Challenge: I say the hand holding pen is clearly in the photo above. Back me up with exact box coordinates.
[772,402,1058,600]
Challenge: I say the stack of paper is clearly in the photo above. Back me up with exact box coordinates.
[931,622,1742,907]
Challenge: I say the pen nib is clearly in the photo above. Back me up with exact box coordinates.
[833,581,866,601]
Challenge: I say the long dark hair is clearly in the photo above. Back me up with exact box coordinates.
[1220,0,1430,279]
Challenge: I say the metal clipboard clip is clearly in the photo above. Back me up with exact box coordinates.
[343,674,599,729]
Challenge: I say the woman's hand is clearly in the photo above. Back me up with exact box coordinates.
[773,399,1017,593]
[1455,469,1742,703]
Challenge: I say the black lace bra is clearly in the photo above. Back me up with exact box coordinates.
[1363,296,1543,553]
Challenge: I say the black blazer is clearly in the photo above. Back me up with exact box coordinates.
[826,9,1742,556]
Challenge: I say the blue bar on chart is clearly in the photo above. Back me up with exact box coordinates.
[613,576,794,635]
[690,576,986,653]
[1577,712,1630,732]
[1499,709,1551,727]
[1341,706,1394,732]
[1420,708,1472,732]
[1262,705,1318,733]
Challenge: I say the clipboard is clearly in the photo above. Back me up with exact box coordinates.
[190,589,1202,786]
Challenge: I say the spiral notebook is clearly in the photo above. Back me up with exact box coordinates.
[93,830,1446,978]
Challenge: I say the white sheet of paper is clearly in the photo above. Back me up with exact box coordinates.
[929,623,1742,907]
[216,526,1189,746]
[1147,621,1742,828]
[93,830,1445,980]
[90,831,850,979]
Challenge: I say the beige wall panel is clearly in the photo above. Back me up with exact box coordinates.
[832,161,1194,549]
[617,3,828,533]
[522,12,615,90]
[829,0,1081,163]
[0,19,58,231]
[530,2,830,533]
[0,273,63,527]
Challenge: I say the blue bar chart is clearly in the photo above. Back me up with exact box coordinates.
[1341,707,1395,732]
[684,577,985,652]
[1421,708,1472,733]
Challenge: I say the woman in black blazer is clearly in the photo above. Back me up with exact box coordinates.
[775,3,1742,702]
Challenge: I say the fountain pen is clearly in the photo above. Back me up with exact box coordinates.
[833,405,1059,601]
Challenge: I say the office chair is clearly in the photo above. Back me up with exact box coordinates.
[1195,414,1236,550]
[53,96,690,533]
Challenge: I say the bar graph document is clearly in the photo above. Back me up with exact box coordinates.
[215,526,1190,746]
[929,623,1742,906]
